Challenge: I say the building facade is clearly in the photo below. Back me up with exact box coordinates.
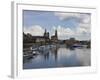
[51,29,58,43]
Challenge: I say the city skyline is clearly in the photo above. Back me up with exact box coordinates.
[23,10,91,40]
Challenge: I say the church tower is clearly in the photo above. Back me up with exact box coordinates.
[44,29,46,36]
[51,29,58,43]
[55,29,58,39]
[44,29,49,38]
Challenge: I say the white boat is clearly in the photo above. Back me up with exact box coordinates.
[72,44,87,48]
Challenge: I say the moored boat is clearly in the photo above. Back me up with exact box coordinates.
[71,44,87,48]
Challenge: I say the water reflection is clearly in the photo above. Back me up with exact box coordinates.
[23,46,91,69]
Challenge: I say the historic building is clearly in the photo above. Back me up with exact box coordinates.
[51,29,58,43]
[24,29,59,44]
[44,29,49,38]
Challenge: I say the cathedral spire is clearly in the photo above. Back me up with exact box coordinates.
[45,29,46,33]
[44,29,46,36]
[55,29,58,38]
[44,29,49,38]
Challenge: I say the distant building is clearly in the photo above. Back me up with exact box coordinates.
[24,29,59,44]
[51,29,58,43]
[23,32,33,43]
[32,29,50,43]
[44,29,49,38]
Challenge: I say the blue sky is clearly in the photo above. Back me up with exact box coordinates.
[23,10,91,40]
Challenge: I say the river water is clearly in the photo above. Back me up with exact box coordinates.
[23,46,91,69]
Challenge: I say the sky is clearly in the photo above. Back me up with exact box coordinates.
[23,10,91,40]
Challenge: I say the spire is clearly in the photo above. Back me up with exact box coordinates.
[44,29,49,38]
[45,29,46,33]
[44,29,46,36]
[55,29,57,37]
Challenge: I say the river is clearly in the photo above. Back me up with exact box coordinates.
[23,46,91,69]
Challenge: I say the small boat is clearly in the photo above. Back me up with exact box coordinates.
[32,51,40,55]
[30,47,38,51]
[49,44,56,48]
[72,44,83,48]
[23,54,33,59]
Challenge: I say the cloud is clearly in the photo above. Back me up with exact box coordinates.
[24,12,91,40]
[57,26,74,36]
[78,23,90,33]
[24,24,90,40]
[52,25,90,40]
[24,25,44,36]
[54,12,91,40]
[54,12,80,20]
[54,12,91,24]
[80,14,91,24]
[52,25,74,40]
